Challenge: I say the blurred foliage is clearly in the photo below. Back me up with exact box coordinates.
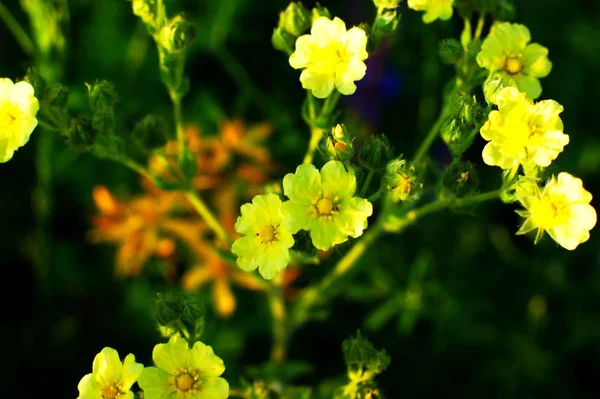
[1,0,600,397]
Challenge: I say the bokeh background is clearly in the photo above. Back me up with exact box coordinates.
[2,0,600,397]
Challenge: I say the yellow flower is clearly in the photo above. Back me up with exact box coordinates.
[0,78,39,163]
[289,16,368,98]
[407,0,454,23]
[516,173,597,250]
[477,22,552,100]
[77,347,144,399]
[480,87,569,170]
[232,194,295,280]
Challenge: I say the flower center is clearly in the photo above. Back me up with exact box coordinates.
[258,225,277,243]
[101,384,121,399]
[0,101,20,134]
[505,57,522,75]
[316,198,334,215]
[172,369,201,395]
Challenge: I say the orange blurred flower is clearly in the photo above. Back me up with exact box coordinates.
[89,185,205,277]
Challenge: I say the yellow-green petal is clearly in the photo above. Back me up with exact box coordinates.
[120,354,144,391]
[188,341,226,378]
[320,160,357,199]
[282,201,315,234]
[92,347,123,385]
[137,367,173,399]
[300,69,335,98]
[152,336,189,375]
[522,43,552,78]
[257,242,292,280]
[283,164,322,205]
[77,374,101,399]
[513,74,542,100]
[232,236,263,272]
[310,218,346,250]
[197,377,229,399]
[333,197,373,238]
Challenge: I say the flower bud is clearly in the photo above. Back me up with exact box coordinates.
[278,2,311,37]
[132,0,156,26]
[158,14,196,53]
[311,3,331,23]
[92,108,116,133]
[152,291,205,343]
[441,160,479,199]
[321,124,354,163]
[483,73,506,105]
[359,134,393,172]
[133,114,168,150]
[373,0,400,8]
[67,116,99,149]
[383,158,422,202]
[438,39,463,65]
[25,68,47,99]
[272,27,296,55]
[87,80,118,111]
[442,92,484,157]
[493,0,516,21]
[370,8,400,50]
[46,83,69,108]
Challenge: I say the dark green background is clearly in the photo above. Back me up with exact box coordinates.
[1,0,599,397]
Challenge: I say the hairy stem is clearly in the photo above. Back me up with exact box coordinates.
[185,191,231,245]
[412,105,450,165]
[360,170,375,198]
[269,275,288,365]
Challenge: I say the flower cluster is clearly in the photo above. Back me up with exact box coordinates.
[477,26,596,250]
[90,120,278,317]
[0,78,39,163]
[77,337,229,399]
[232,161,373,280]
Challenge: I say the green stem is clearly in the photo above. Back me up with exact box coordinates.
[368,189,383,203]
[0,2,34,55]
[172,95,185,163]
[474,13,486,40]
[360,170,375,198]
[269,275,288,365]
[120,158,155,181]
[412,106,450,165]
[37,119,60,132]
[289,189,502,329]
[321,91,341,117]
[290,222,384,328]
[185,191,231,245]
[303,126,323,164]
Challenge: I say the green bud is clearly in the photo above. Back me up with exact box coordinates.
[158,14,196,53]
[438,39,464,65]
[442,160,479,198]
[179,147,197,181]
[152,291,205,343]
[46,83,69,108]
[493,0,516,21]
[25,68,47,99]
[133,114,168,150]
[321,124,354,163]
[311,3,331,23]
[278,2,311,37]
[132,0,156,26]
[87,80,118,111]
[67,116,99,149]
[272,27,296,55]
[483,72,506,105]
[92,108,116,133]
[382,158,422,203]
[359,134,393,172]
[442,92,484,157]
[342,331,391,378]
[373,0,400,8]
[370,8,400,50]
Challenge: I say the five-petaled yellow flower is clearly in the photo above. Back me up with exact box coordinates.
[282,161,373,250]
[0,78,39,163]
[480,87,569,170]
[232,194,295,280]
[138,336,229,399]
[289,16,368,99]
[516,173,597,250]
[477,22,552,100]
[407,0,454,23]
[77,347,144,399]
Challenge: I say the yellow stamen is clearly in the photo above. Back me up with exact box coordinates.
[316,198,334,215]
[101,385,120,399]
[175,373,195,392]
[505,57,522,75]
[258,225,277,243]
